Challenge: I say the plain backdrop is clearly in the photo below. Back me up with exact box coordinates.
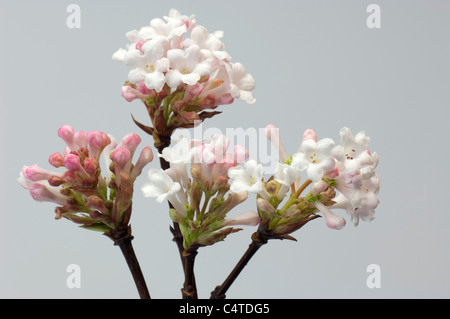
[1,0,449,299]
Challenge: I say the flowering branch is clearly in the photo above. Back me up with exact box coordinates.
[18,125,153,299]
[211,125,380,298]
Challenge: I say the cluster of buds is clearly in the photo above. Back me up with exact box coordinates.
[112,9,256,141]
[141,134,259,250]
[227,125,380,241]
[18,125,153,241]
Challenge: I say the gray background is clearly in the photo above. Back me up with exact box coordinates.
[1,0,449,298]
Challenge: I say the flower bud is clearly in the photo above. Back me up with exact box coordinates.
[64,154,82,171]
[131,146,154,179]
[29,183,67,206]
[315,202,346,230]
[264,124,288,162]
[49,152,65,168]
[118,133,141,159]
[86,195,109,215]
[110,147,132,171]
[88,131,111,160]
[302,128,317,142]
[257,198,275,214]
[233,145,249,164]
[58,125,75,150]
[225,211,261,226]
[22,164,60,182]
[84,158,99,176]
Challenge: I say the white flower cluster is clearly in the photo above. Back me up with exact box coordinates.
[113,9,255,104]
[228,126,380,230]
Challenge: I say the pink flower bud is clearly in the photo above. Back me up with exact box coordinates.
[302,128,317,142]
[121,85,146,102]
[118,133,141,159]
[87,131,111,160]
[86,195,109,215]
[29,183,67,206]
[138,81,156,96]
[264,124,288,162]
[256,198,275,213]
[48,176,65,187]
[73,130,88,150]
[225,211,261,226]
[49,152,65,168]
[110,147,132,171]
[233,145,249,164]
[315,202,346,230]
[58,125,75,150]
[184,83,205,101]
[22,164,60,182]
[84,158,99,175]
[311,180,329,196]
[64,154,82,171]
[131,146,154,179]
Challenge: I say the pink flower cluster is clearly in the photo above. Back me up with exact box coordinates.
[18,125,153,232]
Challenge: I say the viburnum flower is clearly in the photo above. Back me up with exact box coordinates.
[18,125,153,241]
[227,159,264,194]
[291,137,336,182]
[142,134,257,249]
[113,9,256,141]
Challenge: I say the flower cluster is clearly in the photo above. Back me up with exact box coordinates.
[18,125,153,240]
[227,125,380,240]
[141,134,259,250]
[113,9,256,139]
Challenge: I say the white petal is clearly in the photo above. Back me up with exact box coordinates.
[144,71,166,92]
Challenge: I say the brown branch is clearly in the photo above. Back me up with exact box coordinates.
[210,232,268,299]
[112,228,151,299]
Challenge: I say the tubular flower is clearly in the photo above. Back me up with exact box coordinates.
[142,134,256,250]
[18,125,153,240]
[113,9,256,141]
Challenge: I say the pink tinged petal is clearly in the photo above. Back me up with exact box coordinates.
[18,171,32,189]
[225,211,261,226]
[28,183,67,206]
[264,124,288,162]
[315,202,346,230]
[121,85,146,102]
